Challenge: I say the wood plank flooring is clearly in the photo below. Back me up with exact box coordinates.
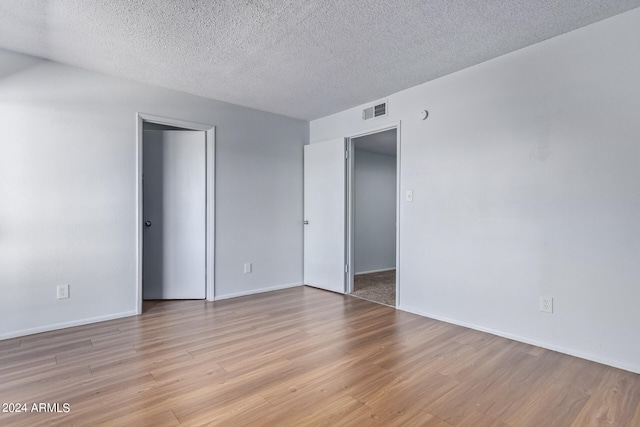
[1,286,639,426]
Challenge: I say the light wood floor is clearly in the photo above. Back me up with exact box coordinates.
[1,287,639,426]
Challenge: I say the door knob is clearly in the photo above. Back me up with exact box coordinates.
[144,220,152,227]
[303,220,309,225]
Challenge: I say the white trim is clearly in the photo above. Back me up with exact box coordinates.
[345,121,401,308]
[206,128,216,302]
[136,115,143,314]
[0,311,137,341]
[214,282,303,301]
[346,137,355,294]
[399,304,640,375]
[395,124,402,307]
[347,121,400,140]
[136,113,216,313]
[354,267,396,275]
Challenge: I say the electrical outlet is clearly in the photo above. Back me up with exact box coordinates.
[57,284,69,300]
[244,263,252,274]
[540,296,553,313]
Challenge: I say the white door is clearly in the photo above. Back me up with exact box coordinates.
[303,138,346,293]
[143,130,206,299]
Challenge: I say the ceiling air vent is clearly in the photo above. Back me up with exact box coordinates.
[362,101,387,120]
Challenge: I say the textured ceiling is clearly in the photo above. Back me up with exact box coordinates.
[1,1,639,120]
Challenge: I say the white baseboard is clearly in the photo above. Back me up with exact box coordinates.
[399,304,640,375]
[354,268,396,275]
[214,282,303,301]
[0,310,138,341]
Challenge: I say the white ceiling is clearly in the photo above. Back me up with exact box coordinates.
[1,1,639,120]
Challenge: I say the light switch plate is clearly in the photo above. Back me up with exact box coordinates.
[406,190,413,202]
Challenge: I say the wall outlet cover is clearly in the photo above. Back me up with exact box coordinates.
[540,296,553,313]
[57,284,70,300]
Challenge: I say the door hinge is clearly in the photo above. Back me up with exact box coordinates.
[345,264,349,273]
[345,150,349,159]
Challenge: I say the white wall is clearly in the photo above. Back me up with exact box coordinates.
[0,49,307,338]
[354,149,396,274]
[311,9,640,373]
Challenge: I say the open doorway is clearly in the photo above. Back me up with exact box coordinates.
[347,128,398,306]
[136,113,215,314]
[142,124,206,300]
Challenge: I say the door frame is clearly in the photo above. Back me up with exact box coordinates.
[345,122,401,306]
[135,113,215,313]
